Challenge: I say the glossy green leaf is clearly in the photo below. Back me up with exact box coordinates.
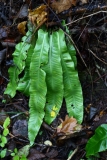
[0,135,7,147]
[67,42,77,68]
[85,124,107,157]
[3,117,10,129]
[13,155,20,160]
[4,25,84,146]
[17,145,30,157]
[14,148,18,154]
[28,29,49,146]
[43,31,63,124]
[65,22,77,68]
[11,153,16,156]
[4,31,32,98]
[20,156,27,160]
[17,34,37,96]
[59,29,83,124]
[3,128,9,136]
[0,149,7,158]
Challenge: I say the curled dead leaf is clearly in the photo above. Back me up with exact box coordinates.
[57,115,82,135]
[17,21,27,35]
[51,0,77,13]
[28,5,47,27]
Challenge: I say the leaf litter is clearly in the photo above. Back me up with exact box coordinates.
[0,0,107,159]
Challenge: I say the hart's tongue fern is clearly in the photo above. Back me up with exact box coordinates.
[4,23,83,145]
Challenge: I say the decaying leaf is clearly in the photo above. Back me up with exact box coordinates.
[57,115,82,135]
[51,0,77,13]
[17,21,27,35]
[28,5,47,27]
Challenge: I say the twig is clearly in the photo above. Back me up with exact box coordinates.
[11,113,23,119]
[88,49,107,65]
[67,147,78,160]
[66,11,107,25]
[42,122,55,133]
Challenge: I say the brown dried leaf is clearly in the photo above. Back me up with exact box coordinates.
[51,0,77,13]
[57,115,81,135]
[28,5,47,26]
[17,21,27,35]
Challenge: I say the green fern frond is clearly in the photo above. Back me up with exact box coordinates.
[28,29,49,146]
[17,34,37,96]
[4,25,83,146]
[43,31,63,124]
[59,29,83,124]
[4,31,32,97]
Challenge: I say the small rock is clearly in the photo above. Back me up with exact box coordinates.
[12,119,28,137]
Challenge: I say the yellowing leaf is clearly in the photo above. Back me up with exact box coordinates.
[50,106,58,117]
[53,106,58,111]
[51,111,56,117]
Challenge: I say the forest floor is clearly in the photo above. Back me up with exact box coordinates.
[0,0,107,159]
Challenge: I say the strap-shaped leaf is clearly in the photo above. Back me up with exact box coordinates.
[28,29,49,146]
[59,29,83,124]
[43,31,63,124]
[67,43,77,68]
[17,35,37,96]
[86,124,107,157]
[4,31,32,97]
